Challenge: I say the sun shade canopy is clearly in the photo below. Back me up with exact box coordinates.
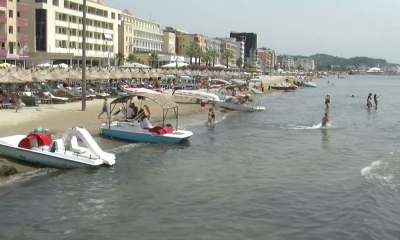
[110,93,178,109]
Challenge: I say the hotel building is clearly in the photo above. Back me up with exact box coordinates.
[0,0,29,60]
[295,58,315,71]
[118,9,163,59]
[162,31,175,54]
[20,0,120,67]
[258,47,277,70]
[230,31,258,67]
[216,38,237,67]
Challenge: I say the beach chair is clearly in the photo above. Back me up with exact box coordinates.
[89,88,110,98]
[111,88,127,97]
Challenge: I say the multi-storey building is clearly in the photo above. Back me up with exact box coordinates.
[0,0,29,59]
[229,31,257,66]
[216,38,237,67]
[163,26,188,54]
[295,58,315,71]
[175,33,207,55]
[233,37,244,64]
[162,31,175,54]
[258,47,277,70]
[118,9,163,59]
[21,0,120,67]
[278,55,295,69]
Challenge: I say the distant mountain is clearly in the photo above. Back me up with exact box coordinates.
[291,54,398,70]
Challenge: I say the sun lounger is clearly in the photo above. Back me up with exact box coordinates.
[48,93,68,104]
[89,88,110,98]
[58,85,93,100]
[71,87,96,98]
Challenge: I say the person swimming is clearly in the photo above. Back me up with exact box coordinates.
[321,113,329,127]
[374,94,380,107]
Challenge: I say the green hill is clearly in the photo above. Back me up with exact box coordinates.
[292,54,397,70]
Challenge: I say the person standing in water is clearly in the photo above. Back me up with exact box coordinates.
[373,94,380,107]
[325,94,330,108]
[367,95,372,109]
[206,108,215,126]
[322,113,329,127]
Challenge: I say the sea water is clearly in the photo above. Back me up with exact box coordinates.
[1,75,400,239]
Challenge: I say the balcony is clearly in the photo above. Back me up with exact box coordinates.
[0,16,6,23]
[0,32,6,40]
[17,18,28,27]
[0,48,7,57]
[0,0,6,9]
[17,2,28,12]
[17,33,28,42]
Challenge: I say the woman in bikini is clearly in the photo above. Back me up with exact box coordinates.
[206,108,215,126]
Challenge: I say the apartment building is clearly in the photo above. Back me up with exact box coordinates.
[258,48,277,70]
[216,38,237,67]
[233,37,244,64]
[162,31,175,54]
[295,58,315,71]
[20,0,120,67]
[0,0,29,59]
[118,9,163,59]
[175,33,207,55]
[230,31,257,66]
[277,55,295,69]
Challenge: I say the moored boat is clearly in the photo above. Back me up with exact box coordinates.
[0,127,116,169]
[300,81,317,88]
[172,89,221,103]
[100,93,193,144]
[214,86,265,111]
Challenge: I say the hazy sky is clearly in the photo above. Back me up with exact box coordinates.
[109,0,400,63]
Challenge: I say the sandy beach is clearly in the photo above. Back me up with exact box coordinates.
[0,75,289,181]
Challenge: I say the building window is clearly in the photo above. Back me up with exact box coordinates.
[35,0,47,2]
[8,26,13,34]
[35,9,47,51]
[9,10,13,18]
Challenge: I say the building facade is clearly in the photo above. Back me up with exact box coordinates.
[118,9,163,59]
[21,0,120,67]
[0,0,29,59]
[175,33,207,55]
[278,55,295,69]
[162,31,175,54]
[229,32,257,66]
[233,38,244,65]
[295,58,315,71]
[258,47,277,70]
[216,38,237,67]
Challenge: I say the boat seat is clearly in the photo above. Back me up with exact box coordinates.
[49,139,65,152]
[70,136,86,153]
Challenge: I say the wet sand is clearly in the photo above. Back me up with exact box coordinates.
[0,76,288,181]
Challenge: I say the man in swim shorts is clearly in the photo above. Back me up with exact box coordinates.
[322,113,329,127]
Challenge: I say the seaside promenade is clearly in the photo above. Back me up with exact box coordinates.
[0,76,291,178]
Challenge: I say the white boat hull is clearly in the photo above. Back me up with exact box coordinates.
[100,121,193,144]
[214,101,265,111]
[0,127,116,169]
[173,90,220,104]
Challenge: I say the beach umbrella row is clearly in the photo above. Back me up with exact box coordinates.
[0,67,247,83]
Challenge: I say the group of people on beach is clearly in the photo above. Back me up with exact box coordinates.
[98,98,151,121]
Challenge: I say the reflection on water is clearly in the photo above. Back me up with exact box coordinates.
[321,128,329,150]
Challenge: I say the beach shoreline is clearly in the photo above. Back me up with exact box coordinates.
[0,76,290,182]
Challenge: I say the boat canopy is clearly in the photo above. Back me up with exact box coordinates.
[110,93,178,109]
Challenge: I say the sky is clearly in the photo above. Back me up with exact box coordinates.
[109,0,400,63]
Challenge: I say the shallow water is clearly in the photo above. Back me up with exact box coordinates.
[1,75,400,239]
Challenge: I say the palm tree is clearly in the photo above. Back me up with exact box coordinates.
[236,57,243,69]
[115,52,125,66]
[185,45,196,65]
[193,45,203,65]
[148,53,159,68]
[221,50,234,69]
[125,53,136,63]
[202,51,212,66]
[208,49,219,67]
